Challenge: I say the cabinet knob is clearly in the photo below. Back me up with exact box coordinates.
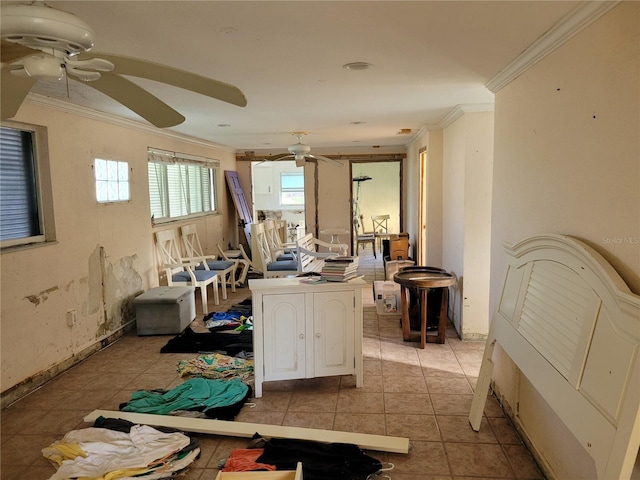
[315,333,321,338]
[299,334,305,339]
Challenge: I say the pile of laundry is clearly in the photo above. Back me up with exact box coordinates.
[119,377,251,420]
[218,436,392,480]
[160,297,254,355]
[177,352,254,380]
[42,417,199,480]
[205,312,253,332]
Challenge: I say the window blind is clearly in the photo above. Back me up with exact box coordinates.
[147,148,218,221]
[0,127,42,242]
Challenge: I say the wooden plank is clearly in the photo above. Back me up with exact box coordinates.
[84,410,409,454]
[215,462,302,479]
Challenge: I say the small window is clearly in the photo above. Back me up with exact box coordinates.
[281,172,304,206]
[95,158,130,203]
[0,122,55,249]
[147,148,218,221]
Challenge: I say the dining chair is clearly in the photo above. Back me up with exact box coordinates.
[353,214,376,258]
[217,243,250,286]
[371,214,390,254]
[155,229,219,313]
[180,224,236,300]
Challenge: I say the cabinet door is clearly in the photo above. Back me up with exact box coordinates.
[263,293,306,381]
[312,290,355,377]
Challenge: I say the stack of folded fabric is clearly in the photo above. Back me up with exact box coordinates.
[320,256,359,282]
[42,417,199,480]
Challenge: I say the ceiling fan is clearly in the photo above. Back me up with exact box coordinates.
[0,1,247,128]
[264,132,342,167]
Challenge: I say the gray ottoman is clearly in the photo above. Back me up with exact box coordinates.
[134,286,196,335]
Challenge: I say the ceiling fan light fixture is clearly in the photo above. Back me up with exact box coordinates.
[343,62,372,71]
[22,55,63,79]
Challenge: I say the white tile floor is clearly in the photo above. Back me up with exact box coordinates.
[0,244,545,479]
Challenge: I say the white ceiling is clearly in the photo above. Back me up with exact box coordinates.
[12,0,582,153]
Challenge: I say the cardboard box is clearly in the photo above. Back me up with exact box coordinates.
[373,280,401,316]
[385,259,415,281]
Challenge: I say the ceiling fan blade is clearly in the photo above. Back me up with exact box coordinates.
[79,52,247,107]
[267,154,294,161]
[1,67,35,119]
[85,72,185,128]
[308,154,343,167]
[0,40,39,63]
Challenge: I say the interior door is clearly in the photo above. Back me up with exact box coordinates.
[224,170,253,250]
[418,149,428,265]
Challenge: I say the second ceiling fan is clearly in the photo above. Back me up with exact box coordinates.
[265,132,342,167]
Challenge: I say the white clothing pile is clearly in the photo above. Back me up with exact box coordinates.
[42,424,198,480]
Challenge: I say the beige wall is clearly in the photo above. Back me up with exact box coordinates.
[317,160,352,240]
[1,102,237,403]
[442,111,494,339]
[490,3,639,478]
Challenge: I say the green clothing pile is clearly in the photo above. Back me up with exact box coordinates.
[120,377,250,419]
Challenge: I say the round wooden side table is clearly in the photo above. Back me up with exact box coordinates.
[393,267,455,348]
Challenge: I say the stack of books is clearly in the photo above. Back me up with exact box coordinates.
[321,256,360,282]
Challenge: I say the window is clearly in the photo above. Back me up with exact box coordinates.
[95,158,130,203]
[0,122,55,248]
[280,172,304,206]
[147,148,218,221]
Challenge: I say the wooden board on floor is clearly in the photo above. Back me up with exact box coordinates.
[215,462,302,479]
[84,409,409,454]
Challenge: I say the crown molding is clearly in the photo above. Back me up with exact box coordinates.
[439,103,495,129]
[486,1,620,93]
[24,93,237,153]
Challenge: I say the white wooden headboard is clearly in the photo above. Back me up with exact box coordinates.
[469,234,640,479]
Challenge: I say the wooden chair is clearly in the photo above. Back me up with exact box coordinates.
[371,214,390,254]
[238,243,260,278]
[217,243,250,286]
[295,232,344,273]
[264,219,296,261]
[353,214,376,257]
[155,229,219,313]
[180,224,236,300]
[253,222,299,278]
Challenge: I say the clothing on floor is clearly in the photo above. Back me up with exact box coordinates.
[177,352,254,380]
[254,437,383,480]
[222,448,277,472]
[119,377,251,420]
[160,326,253,355]
[42,424,196,480]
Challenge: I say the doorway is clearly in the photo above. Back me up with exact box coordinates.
[251,160,306,242]
[418,148,428,265]
[350,160,402,255]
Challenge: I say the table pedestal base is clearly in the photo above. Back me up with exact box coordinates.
[400,285,449,348]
